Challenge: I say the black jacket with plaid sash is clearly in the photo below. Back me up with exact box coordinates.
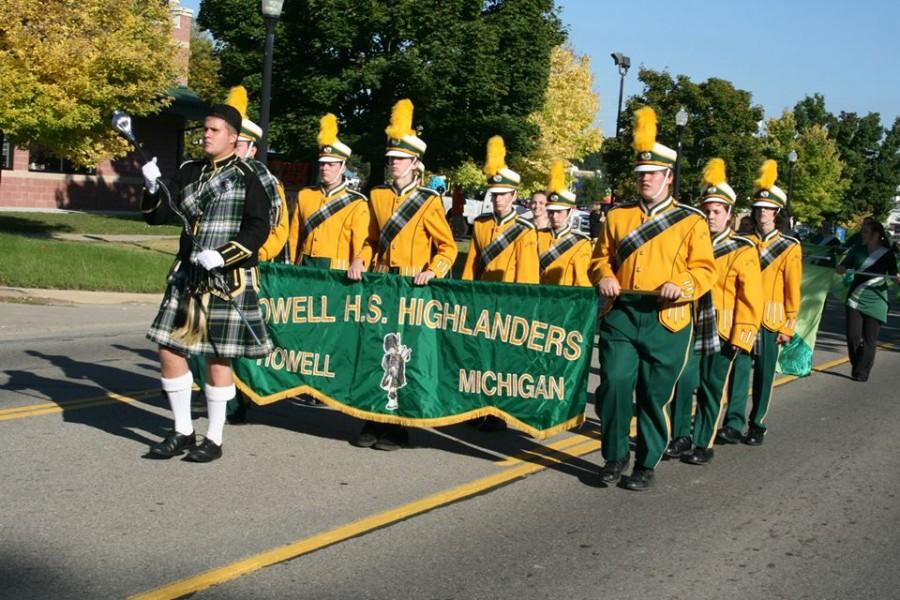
[142,154,271,271]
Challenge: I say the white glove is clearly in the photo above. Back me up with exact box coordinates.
[194,249,225,271]
[142,157,162,194]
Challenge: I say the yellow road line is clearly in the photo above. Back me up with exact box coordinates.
[130,437,603,600]
[127,344,898,598]
[0,390,156,422]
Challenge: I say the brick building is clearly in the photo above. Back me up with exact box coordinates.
[0,1,202,211]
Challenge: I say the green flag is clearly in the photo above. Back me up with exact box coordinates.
[776,264,840,377]
[229,263,597,439]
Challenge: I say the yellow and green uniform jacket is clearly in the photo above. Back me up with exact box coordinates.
[709,230,764,352]
[537,227,593,287]
[359,181,457,277]
[590,197,716,332]
[461,211,539,284]
[747,229,803,337]
[287,182,369,269]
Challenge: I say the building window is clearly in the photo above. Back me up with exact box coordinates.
[28,147,95,175]
[1,136,11,170]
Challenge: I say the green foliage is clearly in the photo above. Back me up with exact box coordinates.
[184,25,225,159]
[447,160,486,196]
[764,111,847,226]
[792,95,899,222]
[0,0,178,166]
[601,69,765,206]
[198,0,564,174]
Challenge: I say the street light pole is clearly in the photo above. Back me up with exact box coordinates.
[786,149,798,228]
[674,107,688,199]
[258,0,284,166]
[610,53,631,136]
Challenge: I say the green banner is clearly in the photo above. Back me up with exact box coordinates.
[232,263,597,439]
[777,264,841,377]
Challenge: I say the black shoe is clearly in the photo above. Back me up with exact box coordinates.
[146,430,196,459]
[598,456,630,484]
[742,427,765,446]
[623,467,655,491]
[715,426,742,445]
[372,425,409,451]
[226,396,249,425]
[682,447,714,465]
[664,436,692,459]
[184,437,223,462]
[852,374,869,382]
[352,421,380,448]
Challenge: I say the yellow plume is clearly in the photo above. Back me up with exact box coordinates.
[633,106,657,153]
[548,160,567,194]
[385,99,414,140]
[484,136,507,176]
[755,159,778,190]
[702,158,727,187]
[318,113,339,146]
[224,85,248,119]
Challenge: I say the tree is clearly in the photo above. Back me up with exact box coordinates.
[765,111,847,226]
[512,45,602,192]
[188,26,225,105]
[601,69,765,206]
[0,0,177,166]
[198,0,565,176]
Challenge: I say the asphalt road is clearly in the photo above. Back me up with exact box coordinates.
[1,297,898,599]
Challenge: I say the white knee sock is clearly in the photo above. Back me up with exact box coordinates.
[161,371,194,436]
[204,383,235,446]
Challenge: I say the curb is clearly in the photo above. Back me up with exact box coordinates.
[0,286,162,306]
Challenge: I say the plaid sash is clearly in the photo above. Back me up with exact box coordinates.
[616,205,696,267]
[379,188,432,254]
[301,188,360,242]
[539,231,584,272]
[758,235,795,271]
[694,235,749,355]
[481,219,532,269]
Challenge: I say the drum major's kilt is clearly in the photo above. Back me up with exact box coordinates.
[147,264,273,358]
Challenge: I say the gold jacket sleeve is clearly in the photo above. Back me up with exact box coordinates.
[669,218,716,301]
[288,190,302,264]
[573,241,593,287]
[460,233,480,281]
[349,200,371,262]
[780,243,803,337]
[423,198,458,278]
[515,229,540,284]
[257,184,289,261]
[589,219,616,284]
[731,247,764,352]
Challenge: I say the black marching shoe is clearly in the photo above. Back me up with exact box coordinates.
[715,426,742,445]
[682,447,714,465]
[623,467,655,491]
[352,421,381,448]
[598,456,630,485]
[664,436,692,459]
[184,438,223,462]
[742,427,766,446]
[372,425,409,451]
[147,431,196,459]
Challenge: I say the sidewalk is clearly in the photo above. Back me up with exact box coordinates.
[0,286,161,305]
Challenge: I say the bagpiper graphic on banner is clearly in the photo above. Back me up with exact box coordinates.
[230,263,597,439]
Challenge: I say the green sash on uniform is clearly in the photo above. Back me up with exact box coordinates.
[480,218,531,269]
[379,188,432,254]
[539,231,584,272]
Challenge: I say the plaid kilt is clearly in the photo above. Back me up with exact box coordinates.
[147,263,272,359]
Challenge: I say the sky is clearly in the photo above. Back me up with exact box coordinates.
[180,0,900,137]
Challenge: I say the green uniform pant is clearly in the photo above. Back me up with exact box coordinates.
[596,296,692,469]
[724,328,779,432]
[670,347,701,439]
[692,344,737,448]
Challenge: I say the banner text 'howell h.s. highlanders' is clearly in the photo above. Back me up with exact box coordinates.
[232,263,597,439]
